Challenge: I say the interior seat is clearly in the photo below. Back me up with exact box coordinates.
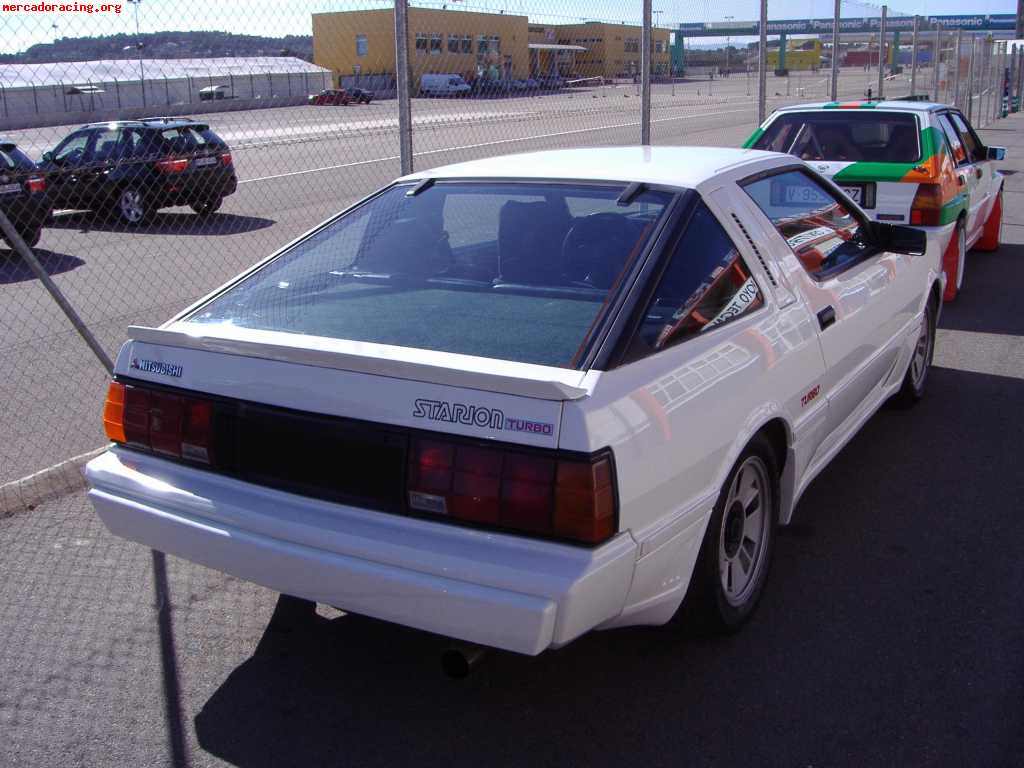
[497,200,570,285]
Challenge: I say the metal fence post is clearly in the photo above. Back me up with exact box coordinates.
[831,0,840,100]
[877,6,887,99]
[910,16,919,97]
[967,36,976,121]
[952,29,962,109]
[933,22,941,102]
[394,0,413,175]
[1011,47,1019,112]
[641,0,651,144]
[758,0,767,124]
[982,38,992,124]
[0,211,113,375]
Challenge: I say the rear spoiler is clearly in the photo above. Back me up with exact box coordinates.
[126,325,590,402]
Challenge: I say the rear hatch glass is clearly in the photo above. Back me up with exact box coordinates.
[753,111,921,163]
[183,181,673,368]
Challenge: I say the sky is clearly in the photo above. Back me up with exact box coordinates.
[1,0,1016,56]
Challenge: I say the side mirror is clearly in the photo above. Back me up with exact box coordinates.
[41,151,53,163]
[987,146,1007,161]
[871,222,927,256]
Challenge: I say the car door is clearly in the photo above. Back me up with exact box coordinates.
[948,111,996,244]
[76,127,122,207]
[43,130,94,207]
[936,112,982,241]
[741,167,917,445]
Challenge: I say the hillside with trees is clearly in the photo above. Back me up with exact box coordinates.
[0,31,313,64]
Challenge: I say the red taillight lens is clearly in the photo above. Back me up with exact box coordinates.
[407,438,616,545]
[220,152,232,167]
[104,382,213,464]
[910,183,943,226]
[554,457,615,544]
[155,157,189,174]
[26,176,46,193]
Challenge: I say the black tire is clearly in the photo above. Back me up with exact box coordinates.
[115,187,151,226]
[190,196,223,216]
[893,297,936,407]
[678,434,779,633]
[1,225,41,251]
[22,226,41,248]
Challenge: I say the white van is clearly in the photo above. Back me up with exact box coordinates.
[420,74,471,96]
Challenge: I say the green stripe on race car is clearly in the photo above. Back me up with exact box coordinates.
[832,126,945,183]
[742,127,765,149]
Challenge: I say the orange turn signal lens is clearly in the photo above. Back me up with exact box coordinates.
[103,381,127,443]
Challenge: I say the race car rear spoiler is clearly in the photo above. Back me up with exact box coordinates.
[125,325,591,402]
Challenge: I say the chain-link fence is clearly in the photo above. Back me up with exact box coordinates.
[0,0,1017,487]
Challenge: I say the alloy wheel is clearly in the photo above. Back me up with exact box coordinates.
[718,456,772,607]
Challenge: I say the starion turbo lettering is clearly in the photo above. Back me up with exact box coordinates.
[413,398,554,436]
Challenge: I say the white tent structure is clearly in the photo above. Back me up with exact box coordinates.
[0,57,331,129]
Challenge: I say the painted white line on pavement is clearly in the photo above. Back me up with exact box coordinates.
[238,106,757,185]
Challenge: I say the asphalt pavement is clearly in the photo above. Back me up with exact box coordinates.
[0,109,1022,767]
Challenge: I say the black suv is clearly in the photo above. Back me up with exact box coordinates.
[0,140,51,248]
[38,118,237,225]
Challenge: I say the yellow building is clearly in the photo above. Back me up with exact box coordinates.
[766,39,824,72]
[312,10,671,86]
[553,22,671,79]
[313,8,530,85]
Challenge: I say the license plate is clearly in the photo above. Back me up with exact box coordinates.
[840,186,863,204]
[0,183,20,195]
[193,156,217,167]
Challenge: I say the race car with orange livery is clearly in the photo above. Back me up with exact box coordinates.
[744,99,1005,301]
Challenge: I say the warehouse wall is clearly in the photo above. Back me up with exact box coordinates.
[313,7,532,86]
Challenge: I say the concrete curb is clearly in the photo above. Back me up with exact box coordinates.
[0,447,105,518]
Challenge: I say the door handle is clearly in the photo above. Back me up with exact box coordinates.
[975,167,983,179]
[817,306,836,331]
[958,174,967,187]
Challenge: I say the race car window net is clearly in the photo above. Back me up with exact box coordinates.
[754,112,921,164]
[184,181,672,368]
[743,170,870,279]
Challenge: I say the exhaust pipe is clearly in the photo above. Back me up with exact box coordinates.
[440,643,488,679]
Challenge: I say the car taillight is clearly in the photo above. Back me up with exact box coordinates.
[910,183,944,226]
[407,437,616,545]
[155,157,189,174]
[219,152,232,167]
[26,176,46,193]
[102,381,213,464]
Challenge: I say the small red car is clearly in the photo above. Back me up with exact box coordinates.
[309,88,374,106]
[309,89,351,106]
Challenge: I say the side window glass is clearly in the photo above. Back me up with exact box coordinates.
[53,132,91,164]
[626,202,764,361]
[938,114,967,166]
[743,170,870,278]
[950,113,983,163]
[89,128,121,163]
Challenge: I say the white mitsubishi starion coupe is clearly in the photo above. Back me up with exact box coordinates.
[87,147,941,656]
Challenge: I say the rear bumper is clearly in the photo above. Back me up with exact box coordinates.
[85,448,638,655]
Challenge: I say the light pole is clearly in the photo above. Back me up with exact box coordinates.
[724,16,734,76]
[127,0,146,106]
